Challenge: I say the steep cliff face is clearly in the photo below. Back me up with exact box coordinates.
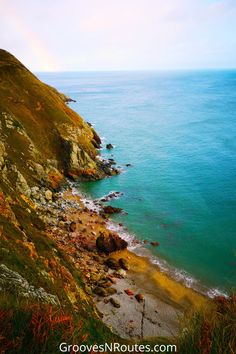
[0,50,119,352]
[0,49,116,198]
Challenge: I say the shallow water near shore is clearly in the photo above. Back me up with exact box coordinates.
[38,70,236,295]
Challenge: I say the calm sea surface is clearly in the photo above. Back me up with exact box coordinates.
[38,71,236,295]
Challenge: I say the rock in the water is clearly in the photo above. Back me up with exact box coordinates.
[45,189,53,201]
[105,258,120,270]
[135,293,145,302]
[102,205,123,215]
[150,241,159,247]
[106,143,113,150]
[119,258,129,270]
[69,221,76,232]
[110,297,120,308]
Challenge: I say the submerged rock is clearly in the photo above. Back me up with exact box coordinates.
[150,241,159,247]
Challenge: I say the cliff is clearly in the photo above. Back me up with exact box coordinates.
[0,50,121,352]
[0,49,117,193]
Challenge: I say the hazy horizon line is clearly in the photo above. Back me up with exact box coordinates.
[35,67,236,74]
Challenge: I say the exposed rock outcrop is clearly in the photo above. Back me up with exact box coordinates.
[0,264,59,305]
[0,49,117,190]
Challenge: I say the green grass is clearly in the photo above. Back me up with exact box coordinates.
[0,294,118,354]
[177,295,236,354]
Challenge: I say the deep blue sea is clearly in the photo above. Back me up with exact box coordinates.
[38,71,236,296]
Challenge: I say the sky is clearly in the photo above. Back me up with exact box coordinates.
[0,0,236,71]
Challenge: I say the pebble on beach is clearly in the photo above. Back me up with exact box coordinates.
[110,298,120,308]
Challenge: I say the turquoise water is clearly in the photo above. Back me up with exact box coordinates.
[38,71,236,294]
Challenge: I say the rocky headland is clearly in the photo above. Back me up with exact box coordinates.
[0,49,209,353]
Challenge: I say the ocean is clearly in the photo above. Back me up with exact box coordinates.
[38,70,236,296]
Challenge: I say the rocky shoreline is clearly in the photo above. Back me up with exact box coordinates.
[26,182,208,340]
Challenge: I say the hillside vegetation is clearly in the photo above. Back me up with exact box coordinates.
[0,49,120,353]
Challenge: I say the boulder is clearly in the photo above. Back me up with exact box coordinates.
[124,289,134,296]
[110,298,120,308]
[96,233,127,254]
[93,287,108,297]
[102,205,123,215]
[98,279,113,288]
[106,287,117,295]
[116,269,126,278]
[45,189,53,201]
[150,241,159,247]
[106,143,113,150]
[105,258,120,270]
[135,293,145,303]
[31,186,40,200]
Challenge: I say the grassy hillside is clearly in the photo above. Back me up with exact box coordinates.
[0,49,120,353]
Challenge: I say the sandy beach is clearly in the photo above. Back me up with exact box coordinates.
[45,188,209,340]
[96,249,208,339]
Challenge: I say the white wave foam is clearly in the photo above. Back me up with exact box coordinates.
[70,183,228,299]
[207,288,228,299]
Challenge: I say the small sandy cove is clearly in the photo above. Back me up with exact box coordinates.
[96,249,208,339]
[51,190,209,341]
